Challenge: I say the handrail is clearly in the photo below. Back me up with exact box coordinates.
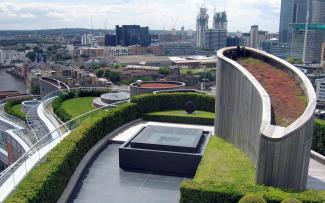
[0,86,129,201]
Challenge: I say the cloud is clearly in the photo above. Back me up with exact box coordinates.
[0,0,281,32]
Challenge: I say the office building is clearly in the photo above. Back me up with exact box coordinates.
[291,24,325,64]
[227,36,241,47]
[115,25,151,47]
[312,0,325,23]
[250,25,259,48]
[205,29,227,51]
[213,11,227,30]
[202,11,227,51]
[315,78,325,105]
[196,8,209,48]
[279,0,325,43]
[104,34,117,46]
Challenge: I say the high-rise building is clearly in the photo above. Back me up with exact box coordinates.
[115,25,151,47]
[213,11,227,30]
[291,24,325,64]
[104,34,117,46]
[279,0,325,43]
[312,0,325,23]
[203,11,227,51]
[205,29,227,51]
[250,25,259,48]
[196,8,209,48]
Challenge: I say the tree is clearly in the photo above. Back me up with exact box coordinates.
[199,72,214,82]
[158,67,171,75]
[287,57,303,65]
[109,72,121,83]
[33,47,43,53]
[26,51,36,62]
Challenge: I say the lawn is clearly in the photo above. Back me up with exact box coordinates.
[194,136,255,184]
[61,97,96,119]
[147,110,214,118]
[144,110,215,125]
[10,104,27,120]
[181,136,325,202]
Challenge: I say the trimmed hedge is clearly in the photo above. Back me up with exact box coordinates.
[5,103,137,203]
[4,101,26,121]
[131,93,215,116]
[143,110,215,125]
[181,181,325,203]
[180,136,325,203]
[312,119,325,156]
[281,198,303,203]
[239,194,267,203]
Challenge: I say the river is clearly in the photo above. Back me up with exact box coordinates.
[0,68,27,93]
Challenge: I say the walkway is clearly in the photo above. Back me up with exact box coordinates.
[71,144,185,203]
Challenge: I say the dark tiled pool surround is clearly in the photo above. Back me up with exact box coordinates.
[119,125,210,177]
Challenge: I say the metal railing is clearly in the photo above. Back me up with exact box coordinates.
[0,86,129,201]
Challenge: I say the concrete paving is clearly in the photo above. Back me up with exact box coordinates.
[71,144,185,203]
[307,159,325,190]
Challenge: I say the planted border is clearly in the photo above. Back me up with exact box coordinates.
[4,101,26,121]
[143,110,215,125]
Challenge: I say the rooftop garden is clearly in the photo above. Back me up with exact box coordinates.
[4,93,325,202]
[181,136,325,203]
[236,57,307,127]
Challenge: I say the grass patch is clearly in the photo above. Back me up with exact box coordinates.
[11,104,26,119]
[181,136,325,203]
[61,97,96,119]
[144,110,215,125]
[194,136,255,184]
[4,101,26,121]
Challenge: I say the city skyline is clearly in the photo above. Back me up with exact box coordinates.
[0,0,280,32]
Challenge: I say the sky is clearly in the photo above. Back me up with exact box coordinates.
[0,0,281,32]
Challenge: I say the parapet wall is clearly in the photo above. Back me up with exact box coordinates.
[39,77,70,98]
[215,47,316,190]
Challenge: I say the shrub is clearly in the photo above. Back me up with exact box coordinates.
[131,93,215,116]
[4,101,26,121]
[238,194,267,203]
[312,119,325,156]
[143,111,214,125]
[281,198,303,203]
[5,103,138,203]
